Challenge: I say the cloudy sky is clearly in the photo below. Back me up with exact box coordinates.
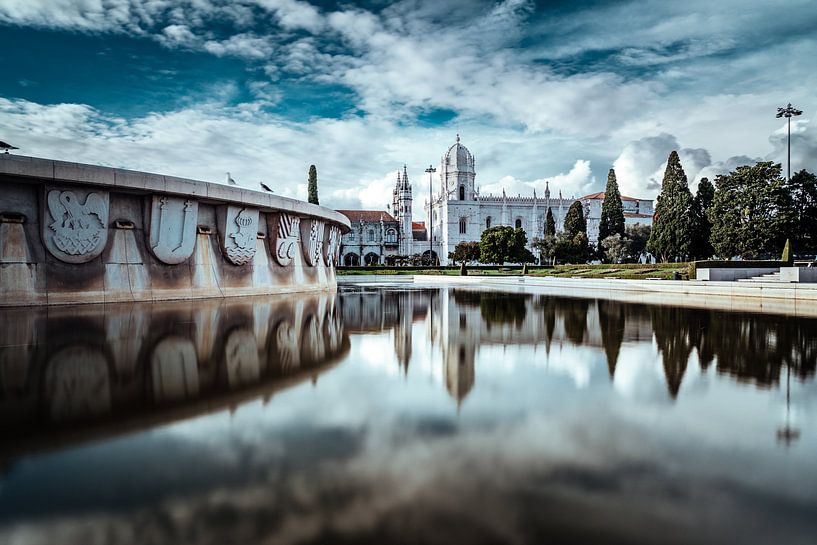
[1,0,815,216]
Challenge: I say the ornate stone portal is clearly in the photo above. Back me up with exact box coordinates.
[42,188,109,263]
[149,195,198,265]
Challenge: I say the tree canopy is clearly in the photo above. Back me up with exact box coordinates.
[708,162,795,259]
[563,201,586,238]
[308,164,319,205]
[449,241,481,264]
[787,169,817,255]
[690,177,715,259]
[648,151,694,262]
[599,168,625,243]
[479,226,535,264]
[545,207,556,237]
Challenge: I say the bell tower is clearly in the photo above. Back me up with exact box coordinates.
[394,165,413,255]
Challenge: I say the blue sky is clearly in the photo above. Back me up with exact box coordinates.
[1,0,815,214]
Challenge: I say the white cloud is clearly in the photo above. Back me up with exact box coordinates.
[480,159,595,201]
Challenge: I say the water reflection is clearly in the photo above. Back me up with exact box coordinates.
[0,294,349,456]
[0,287,815,545]
[341,288,816,403]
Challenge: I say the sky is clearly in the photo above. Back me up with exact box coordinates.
[1,0,816,217]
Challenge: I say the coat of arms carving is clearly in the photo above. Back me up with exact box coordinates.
[42,188,109,263]
[300,218,325,267]
[268,212,300,267]
[324,224,341,267]
[148,196,198,265]
[218,206,259,266]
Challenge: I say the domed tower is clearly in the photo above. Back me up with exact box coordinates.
[393,165,413,256]
[440,134,476,201]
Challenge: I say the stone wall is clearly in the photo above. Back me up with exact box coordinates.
[0,154,350,306]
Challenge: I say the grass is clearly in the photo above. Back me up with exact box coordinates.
[338,263,691,280]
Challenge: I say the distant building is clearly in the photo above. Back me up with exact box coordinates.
[578,192,654,243]
[338,137,653,265]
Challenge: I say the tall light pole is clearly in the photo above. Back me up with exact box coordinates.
[776,103,803,181]
[425,164,436,266]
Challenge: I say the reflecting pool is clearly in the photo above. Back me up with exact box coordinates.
[0,286,815,544]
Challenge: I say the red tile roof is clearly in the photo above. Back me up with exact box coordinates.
[336,210,396,222]
[579,191,641,202]
[412,221,426,230]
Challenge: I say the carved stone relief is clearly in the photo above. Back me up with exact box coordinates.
[42,187,109,263]
[148,195,198,265]
[268,212,300,267]
[218,206,259,266]
[324,224,341,267]
[300,218,325,267]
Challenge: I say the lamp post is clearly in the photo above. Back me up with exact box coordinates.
[776,103,803,181]
[425,164,436,266]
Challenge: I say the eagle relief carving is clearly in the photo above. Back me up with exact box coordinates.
[43,188,110,263]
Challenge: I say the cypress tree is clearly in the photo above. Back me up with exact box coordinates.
[690,177,715,259]
[788,169,817,255]
[599,168,625,242]
[545,207,556,236]
[563,201,586,238]
[308,164,319,205]
[647,151,694,262]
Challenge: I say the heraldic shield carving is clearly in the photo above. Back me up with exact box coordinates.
[148,195,198,265]
[218,206,259,266]
[42,187,110,263]
[300,218,325,267]
[324,224,341,267]
[268,212,301,267]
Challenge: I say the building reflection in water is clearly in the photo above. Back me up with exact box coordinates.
[0,293,350,456]
[339,287,816,409]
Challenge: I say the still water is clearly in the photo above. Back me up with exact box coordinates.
[0,286,815,544]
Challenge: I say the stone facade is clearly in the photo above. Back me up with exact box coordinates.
[0,154,350,306]
[337,137,654,267]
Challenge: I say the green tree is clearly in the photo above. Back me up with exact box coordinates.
[601,234,631,264]
[449,241,481,264]
[626,224,651,261]
[708,162,795,259]
[563,201,586,238]
[787,169,817,255]
[598,168,625,245]
[479,226,535,264]
[545,207,556,236]
[554,231,593,264]
[648,151,694,261]
[690,177,715,259]
[532,235,557,265]
[308,164,319,205]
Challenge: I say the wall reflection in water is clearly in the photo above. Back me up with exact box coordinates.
[0,293,349,452]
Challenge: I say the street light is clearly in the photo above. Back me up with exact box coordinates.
[776,102,803,181]
[425,164,436,266]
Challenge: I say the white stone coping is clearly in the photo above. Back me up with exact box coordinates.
[0,154,351,231]
[337,274,817,316]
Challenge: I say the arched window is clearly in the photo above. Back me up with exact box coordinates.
[368,229,376,242]
[459,185,465,200]
[515,218,522,229]
[486,216,492,229]
[459,217,467,234]
[385,228,397,243]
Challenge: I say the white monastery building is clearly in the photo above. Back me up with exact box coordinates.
[338,136,653,266]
